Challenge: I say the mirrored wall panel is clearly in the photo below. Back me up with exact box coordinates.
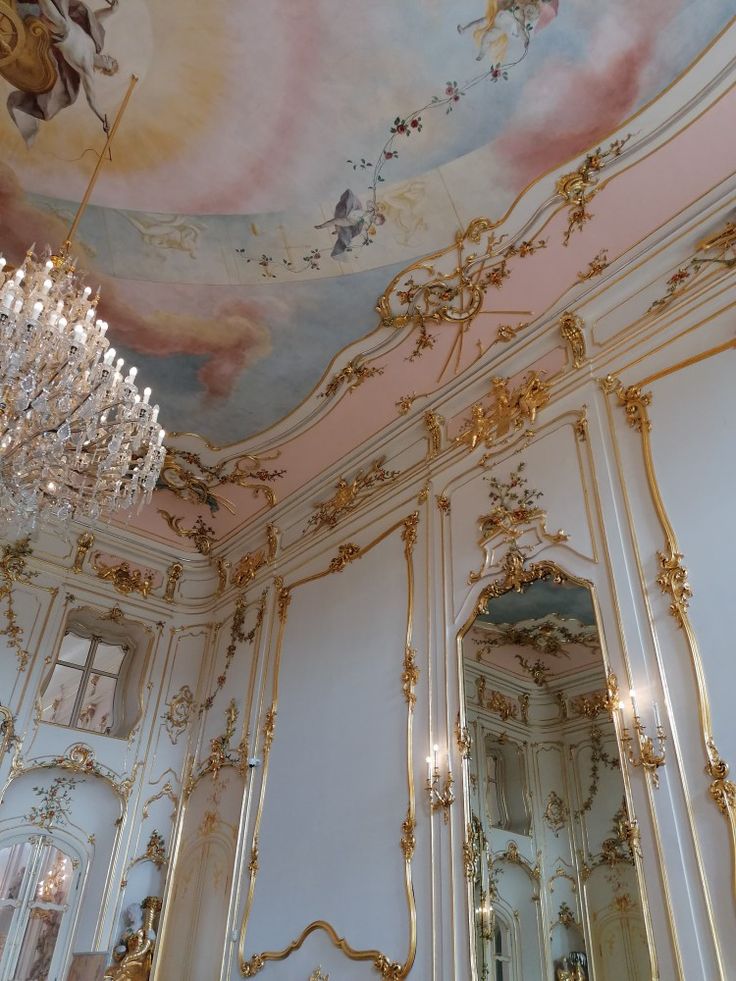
[461,571,652,981]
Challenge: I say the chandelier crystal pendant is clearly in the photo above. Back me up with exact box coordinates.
[0,76,165,533]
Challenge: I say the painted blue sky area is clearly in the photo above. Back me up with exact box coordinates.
[477,578,596,627]
[114,259,409,441]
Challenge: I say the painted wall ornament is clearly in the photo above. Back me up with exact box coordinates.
[26,774,79,829]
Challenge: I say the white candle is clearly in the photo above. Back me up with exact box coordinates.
[629,688,639,717]
[653,701,662,728]
[426,756,432,784]
[433,744,439,772]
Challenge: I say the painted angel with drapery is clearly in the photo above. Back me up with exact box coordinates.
[0,0,120,145]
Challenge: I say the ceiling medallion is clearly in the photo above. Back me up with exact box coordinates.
[0,75,165,533]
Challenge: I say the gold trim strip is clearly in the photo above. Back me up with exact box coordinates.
[238,513,420,977]
[601,375,736,905]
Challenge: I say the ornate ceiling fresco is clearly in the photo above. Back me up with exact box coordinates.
[0,0,734,541]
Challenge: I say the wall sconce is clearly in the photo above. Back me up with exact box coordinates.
[619,689,667,788]
[426,743,455,821]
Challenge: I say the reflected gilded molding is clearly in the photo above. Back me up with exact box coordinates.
[239,512,420,977]
[601,373,736,899]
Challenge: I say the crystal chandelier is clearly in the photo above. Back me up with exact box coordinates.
[0,76,165,533]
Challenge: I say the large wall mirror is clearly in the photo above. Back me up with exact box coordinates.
[459,559,653,981]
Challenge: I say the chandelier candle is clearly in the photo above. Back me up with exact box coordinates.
[0,75,165,532]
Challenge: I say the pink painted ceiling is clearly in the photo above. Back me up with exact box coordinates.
[1,2,734,546]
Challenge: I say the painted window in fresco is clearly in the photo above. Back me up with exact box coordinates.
[40,631,128,735]
[0,840,76,981]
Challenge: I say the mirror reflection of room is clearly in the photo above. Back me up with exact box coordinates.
[462,576,650,981]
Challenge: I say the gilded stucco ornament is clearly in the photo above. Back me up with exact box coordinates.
[0,536,36,669]
[232,524,278,588]
[157,511,216,556]
[543,791,569,834]
[72,531,95,573]
[455,372,550,455]
[12,743,139,803]
[468,461,567,584]
[570,673,620,720]
[559,312,586,369]
[576,248,609,282]
[555,136,630,245]
[103,895,161,981]
[306,457,400,533]
[93,555,155,599]
[161,685,194,744]
[648,218,736,315]
[163,561,183,603]
[423,409,444,459]
[120,830,167,888]
[157,447,285,514]
[377,217,543,369]
[320,354,384,398]
[455,713,471,759]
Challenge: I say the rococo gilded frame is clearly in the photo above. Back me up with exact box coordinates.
[238,512,420,978]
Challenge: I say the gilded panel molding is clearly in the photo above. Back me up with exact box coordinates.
[10,742,139,804]
[239,513,420,977]
[601,374,736,898]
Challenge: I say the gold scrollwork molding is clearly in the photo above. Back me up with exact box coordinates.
[601,374,736,893]
[544,791,569,833]
[11,743,140,803]
[72,532,95,573]
[92,554,156,599]
[320,354,384,399]
[1,537,36,670]
[555,136,630,245]
[157,511,216,556]
[305,457,400,534]
[559,312,586,370]
[376,216,541,375]
[158,448,285,514]
[454,372,550,457]
[239,513,420,977]
[232,524,279,589]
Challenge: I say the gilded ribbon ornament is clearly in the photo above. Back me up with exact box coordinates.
[601,374,736,901]
[239,513,420,976]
